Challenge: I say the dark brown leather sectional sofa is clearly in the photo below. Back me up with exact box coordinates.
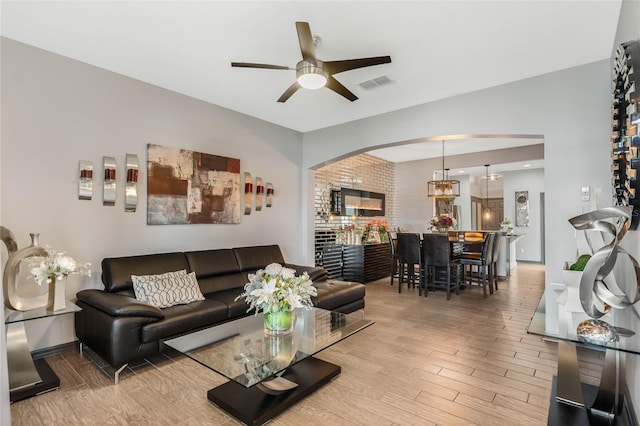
[74,245,365,379]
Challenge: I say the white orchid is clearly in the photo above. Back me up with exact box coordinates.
[236,262,317,315]
[27,246,91,285]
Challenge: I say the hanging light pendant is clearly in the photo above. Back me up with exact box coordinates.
[427,140,460,198]
[483,164,493,221]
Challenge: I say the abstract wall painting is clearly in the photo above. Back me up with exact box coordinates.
[147,144,241,225]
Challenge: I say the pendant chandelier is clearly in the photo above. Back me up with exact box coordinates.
[427,140,460,198]
[483,164,493,220]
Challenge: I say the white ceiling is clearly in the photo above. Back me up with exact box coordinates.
[1,1,622,136]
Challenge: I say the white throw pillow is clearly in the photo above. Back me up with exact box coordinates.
[131,270,204,308]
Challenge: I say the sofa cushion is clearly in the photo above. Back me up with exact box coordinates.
[132,271,205,308]
[233,245,286,272]
[205,288,250,319]
[141,299,228,343]
[185,249,245,294]
[185,249,240,276]
[102,253,190,293]
[312,280,366,311]
[286,263,329,282]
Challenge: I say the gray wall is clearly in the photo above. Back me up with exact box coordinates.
[393,144,544,234]
[303,61,611,298]
[502,168,544,262]
[1,38,304,350]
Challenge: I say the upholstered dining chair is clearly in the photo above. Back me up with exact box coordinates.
[395,233,422,294]
[421,233,460,300]
[388,232,399,286]
[489,233,502,292]
[458,232,496,297]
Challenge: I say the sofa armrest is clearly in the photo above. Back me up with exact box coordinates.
[76,289,164,319]
[285,263,329,282]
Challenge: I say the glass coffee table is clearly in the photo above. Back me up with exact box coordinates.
[164,307,373,426]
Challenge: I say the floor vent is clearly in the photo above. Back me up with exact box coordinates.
[358,75,392,90]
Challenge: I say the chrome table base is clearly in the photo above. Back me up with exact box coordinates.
[556,340,623,422]
[6,321,42,391]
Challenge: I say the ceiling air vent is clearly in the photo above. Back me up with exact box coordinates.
[357,75,392,90]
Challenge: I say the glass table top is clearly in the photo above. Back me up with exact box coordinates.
[164,307,374,388]
[527,296,640,356]
[4,301,81,324]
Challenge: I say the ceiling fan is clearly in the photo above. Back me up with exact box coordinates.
[231,22,391,103]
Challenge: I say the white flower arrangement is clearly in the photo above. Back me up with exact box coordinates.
[430,214,457,230]
[27,246,91,285]
[235,263,317,314]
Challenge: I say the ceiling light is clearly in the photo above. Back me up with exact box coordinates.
[296,61,328,89]
[483,164,493,221]
[458,170,465,174]
[427,140,460,199]
[523,164,531,167]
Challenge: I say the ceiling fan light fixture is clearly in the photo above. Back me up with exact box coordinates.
[296,62,327,89]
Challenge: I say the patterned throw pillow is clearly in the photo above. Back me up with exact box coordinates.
[131,270,204,308]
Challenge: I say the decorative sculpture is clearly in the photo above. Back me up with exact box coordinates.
[103,156,117,206]
[255,178,264,211]
[266,183,274,207]
[78,161,93,200]
[125,154,139,212]
[568,206,640,318]
[244,172,253,215]
[2,230,48,311]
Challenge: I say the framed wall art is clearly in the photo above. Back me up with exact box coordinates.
[147,144,241,224]
[515,191,529,227]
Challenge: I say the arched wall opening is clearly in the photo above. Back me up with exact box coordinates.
[308,133,546,273]
[300,60,612,338]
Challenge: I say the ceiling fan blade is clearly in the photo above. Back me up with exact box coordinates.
[326,76,358,102]
[231,62,292,70]
[277,82,300,103]
[324,56,392,75]
[295,22,316,63]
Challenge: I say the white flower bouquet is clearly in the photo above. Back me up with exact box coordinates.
[236,263,317,314]
[27,246,91,285]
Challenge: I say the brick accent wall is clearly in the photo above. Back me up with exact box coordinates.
[314,154,395,265]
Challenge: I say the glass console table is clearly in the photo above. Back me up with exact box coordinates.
[527,298,639,425]
[4,302,81,402]
[165,307,373,425]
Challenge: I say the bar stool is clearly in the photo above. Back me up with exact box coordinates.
[421,233,459,300]
[490,233,501,291]
[396,233,422,294]
[459,233,495,297]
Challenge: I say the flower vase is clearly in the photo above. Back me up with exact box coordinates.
[438,227,448,233]
[47,275,66,311]
[264,310,294,335]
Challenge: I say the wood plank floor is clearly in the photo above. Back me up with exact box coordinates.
[10,264,604,425]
